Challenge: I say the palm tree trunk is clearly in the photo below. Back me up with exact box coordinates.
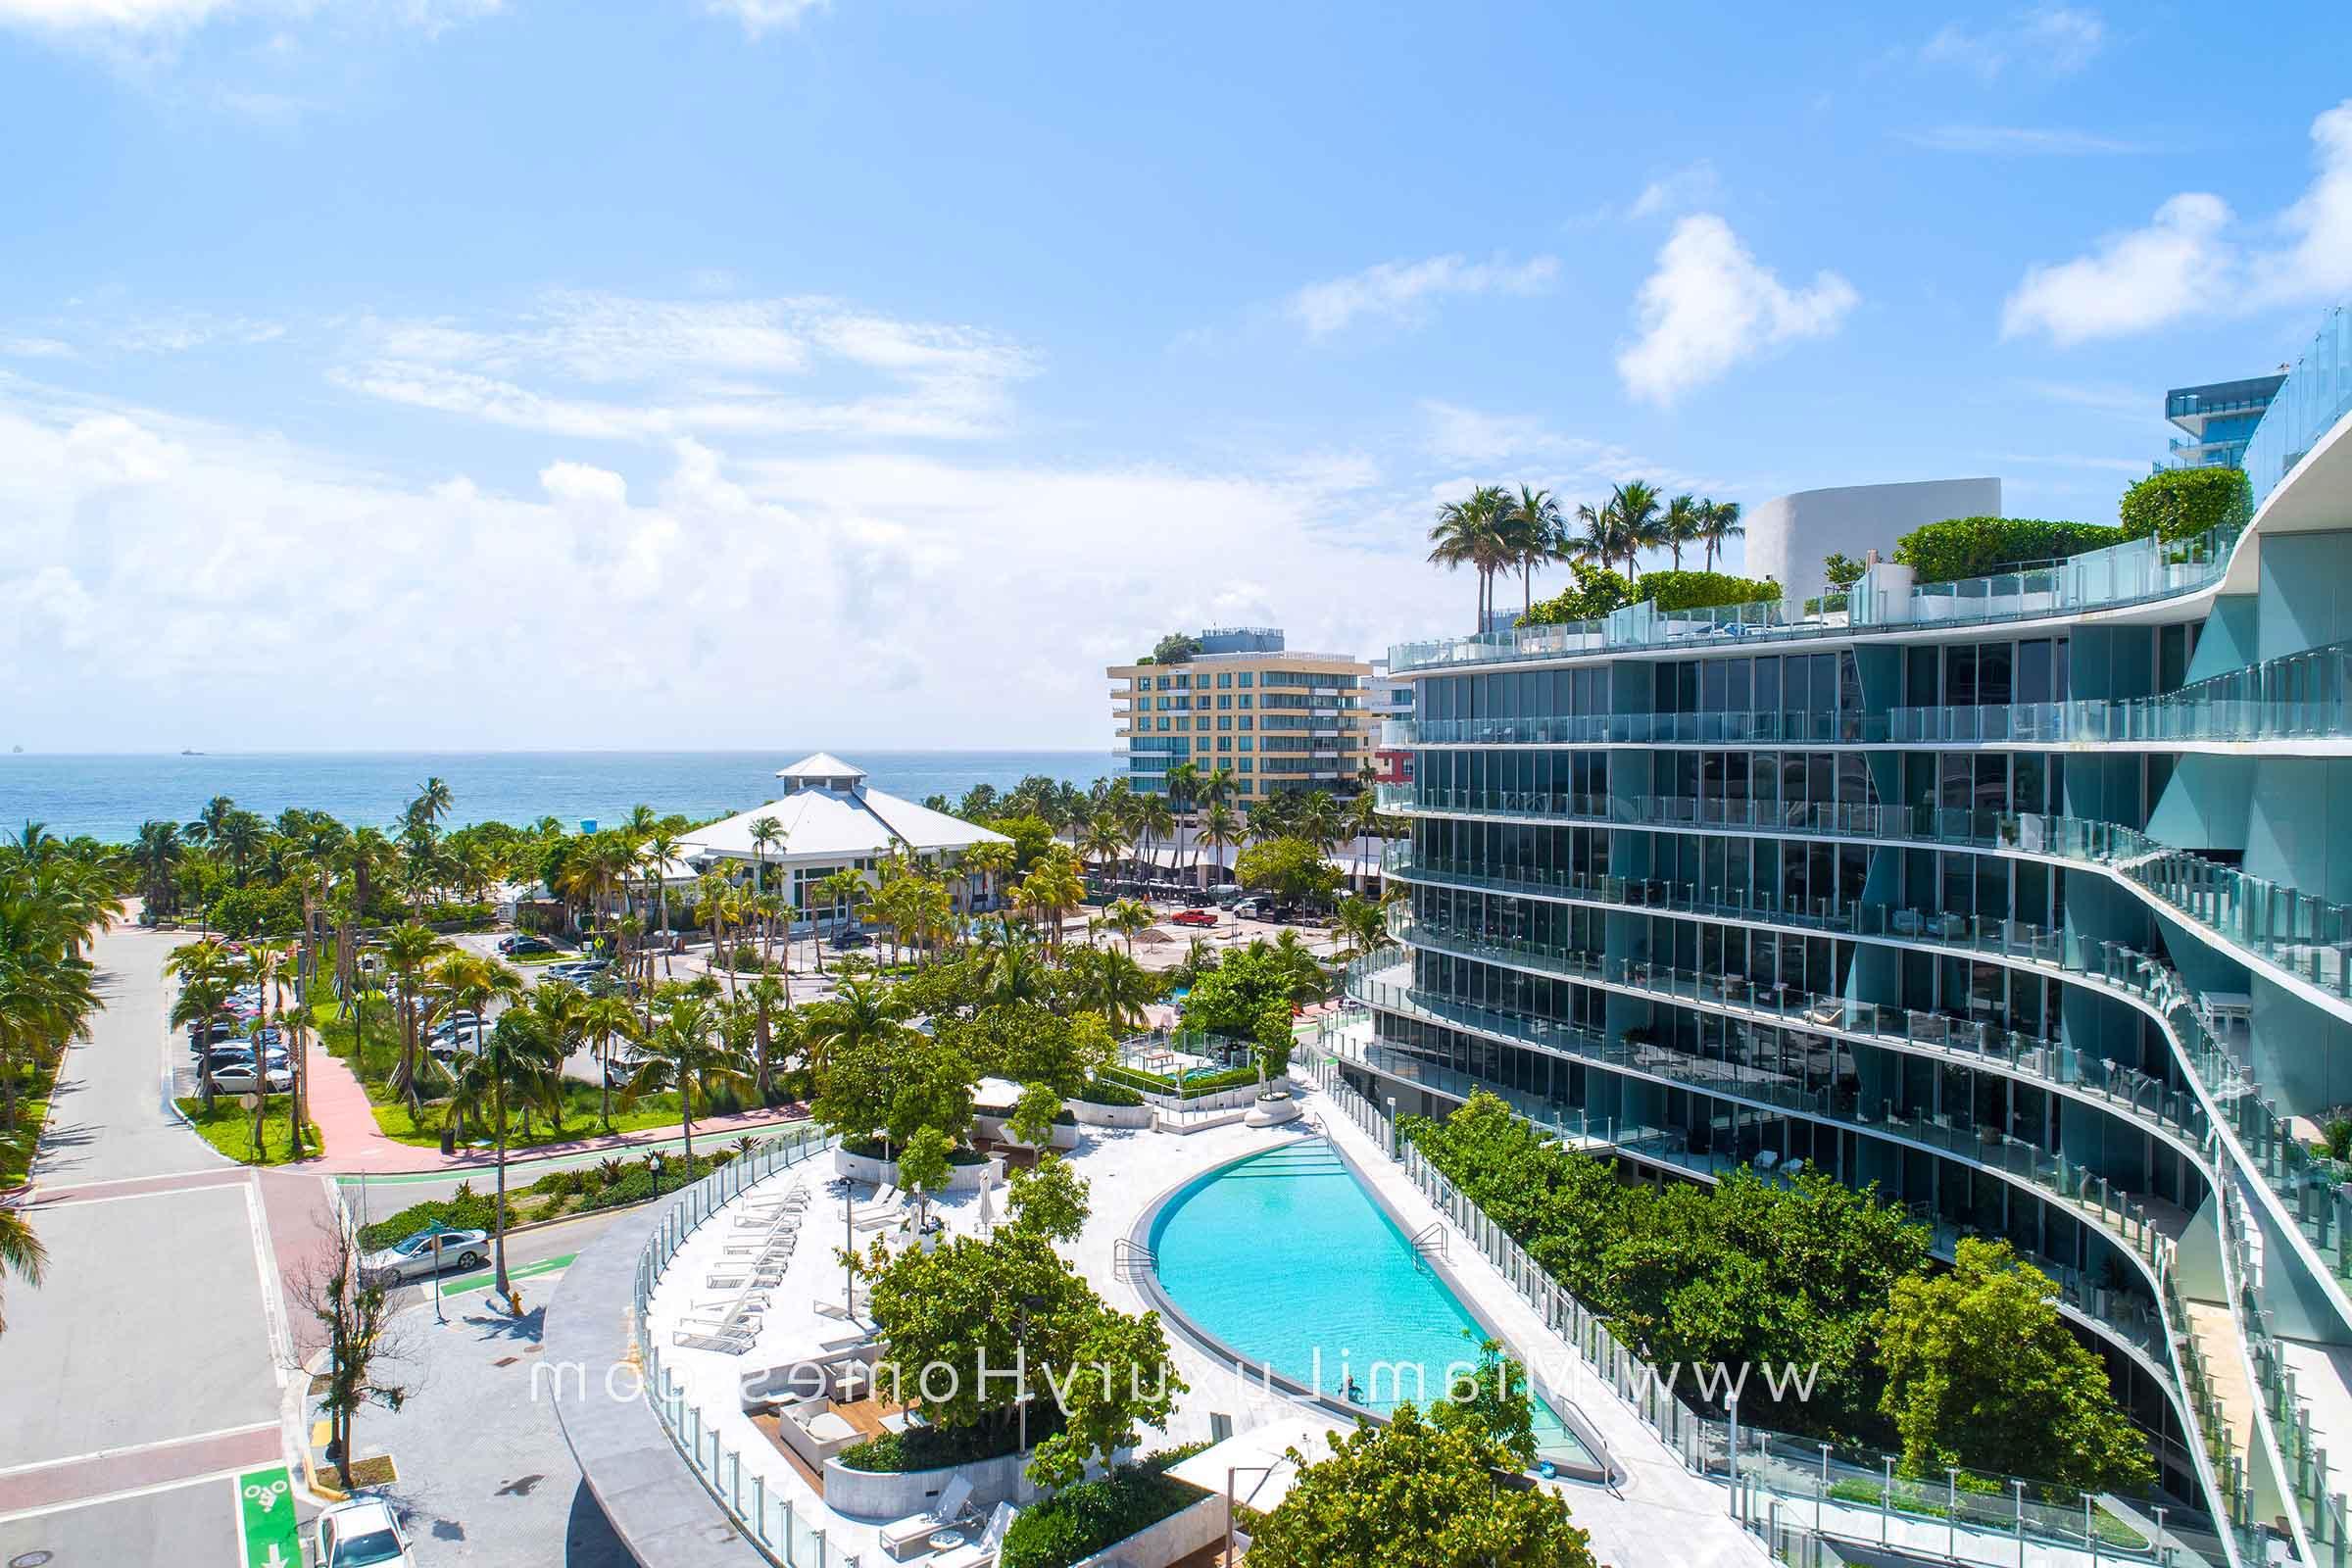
[492,1081,513,1311]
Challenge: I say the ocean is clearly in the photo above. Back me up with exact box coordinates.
[0,750,1124,844]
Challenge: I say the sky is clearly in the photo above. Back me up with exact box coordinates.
[1,1,2348,753]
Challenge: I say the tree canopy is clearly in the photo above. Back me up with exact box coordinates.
[1247,1405,1595,1568]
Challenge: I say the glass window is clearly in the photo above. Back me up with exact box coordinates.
[1728,659,1752,712]
[1907,647,1939,707]
[1944,645,1977,706]
[1217,671,1233,688]
[1238,672,1253,688]
[1703,661,1728,712]
[1977,642,2013,707]
[2017,640,2053,706]
[1755,658,1781,714]
[1785,656,1811,713]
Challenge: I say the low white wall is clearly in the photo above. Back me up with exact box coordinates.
[823,1448,1041,1521]
[834,1146,1006,1192]
[1071,1493,1227,1568]
[971,1111,1081,1152]
[1068,1100,1153,1130]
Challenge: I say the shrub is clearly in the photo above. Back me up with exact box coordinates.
[1891,516,2121,583]
[1637,570,1782,613]
[357,1193,498,1249]
[1073,1077,1144,1107]
[1521,563,1638,626]
[2117,466,2252,542]
[1000,1463,1209,1568]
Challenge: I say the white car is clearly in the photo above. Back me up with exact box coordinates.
[317,1496,415,1567]
[207,1061,293,1095]
[360,1227,490,1283]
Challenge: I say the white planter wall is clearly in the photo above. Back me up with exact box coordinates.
[823,1448,1041,1521]
[1068,1100,1153,1130]
[1070,1494,1227,1568]
[833,1146,1005,1192]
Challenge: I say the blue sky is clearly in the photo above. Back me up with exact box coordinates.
[1,0,2347,751]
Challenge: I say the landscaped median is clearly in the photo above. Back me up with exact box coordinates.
[173,1094,321,1164]
[355,1144,752,1247]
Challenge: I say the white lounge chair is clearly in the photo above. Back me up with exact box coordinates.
[928,1503,1015,1568]
[879,1475,975,1558]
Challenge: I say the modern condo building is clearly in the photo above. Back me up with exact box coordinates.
[1110,627,1375,803]
[1343,303,2352,1565]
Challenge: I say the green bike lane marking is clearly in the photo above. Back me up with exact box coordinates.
[234,1464,299,1568]
[435,1251,575,1296]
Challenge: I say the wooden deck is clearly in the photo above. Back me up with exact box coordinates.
[749,1395,912,1498]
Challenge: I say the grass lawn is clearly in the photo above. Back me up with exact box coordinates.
[175,1096,323,1165]
[1,1054,61,1188]
[368,1081,699,1151]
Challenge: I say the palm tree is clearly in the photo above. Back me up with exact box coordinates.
[748,816,784,902]
[1499,484,1566,618]
[1164,761,1201,884]
[423,950,522,1120]
[1016,847,1086,953]
[640,825,686,974]
[127,820,184,918]
[1609,480,1665,575]
[1065,946,1158,1034]
[1342,788,1386,894]
[1199,802,1241,889]
[625,991,752,1182]
[739,975,789,1100]
[1081,816,1128,885]
[1333,894,1391,961]
[1095,897,1154,956]
[377,922,452,1103]
[799,978,903,1080]
[1661,493,1704,571]
[1698,498,1745,572]
[579,991,639,1133]
[964,840,1017,918]
[812,867,868,971]
[1137,795,1175,881]
[1427,485,1509,629]
[410,776,455,829]
[449,1009,564,1311]
[0,1204,44,1335]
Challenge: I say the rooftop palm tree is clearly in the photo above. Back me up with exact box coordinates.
[450,1008,564,1311]
[1499,484,1566,619]
[1428,485,1510,630]
[1660,493,1704,571]
[1698,498,1745,572]
[1609,480,1665,575]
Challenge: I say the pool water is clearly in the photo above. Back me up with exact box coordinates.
[1149,1140,1594,1468]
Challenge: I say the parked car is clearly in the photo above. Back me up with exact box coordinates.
[316,1496,416,1568]
[207,1061,292,1095]
[1231,897,1271,919]
[512,936,557,956]
[189,1018,237,1050]
[1178,891,1216,908]
[359,1226,490,1284]
[829,929,871,950]
[1210,884,1246,906]
[1170,907,1219,928]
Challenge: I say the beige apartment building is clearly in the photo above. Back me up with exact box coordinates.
[1109,626,1375,805]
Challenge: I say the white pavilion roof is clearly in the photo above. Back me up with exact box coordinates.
[676,758,1008,866]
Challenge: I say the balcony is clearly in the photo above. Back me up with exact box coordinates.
[1378,785,2352,1008]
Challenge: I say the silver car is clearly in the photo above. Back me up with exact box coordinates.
[360,1228,490,1283]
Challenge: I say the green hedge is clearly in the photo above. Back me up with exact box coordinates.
[1072,1077,1145,1107]
[357,1192,498,1249]
[1638,570,1782,613]
[2118,467,2251,541]
[1892,516,2121,584]
[1000,1460,1209,1568]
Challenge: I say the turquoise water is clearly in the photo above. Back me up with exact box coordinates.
[0,749,1120,843]
[1150,1139,1593,1468]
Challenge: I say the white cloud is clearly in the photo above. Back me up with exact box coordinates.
[1615,215,1858,405]
[1628,161,1721,220]
[0,378,1486,751]
[1287,252,1559,337]
[1899,124,2147,156]
[1999,99,2352,344]
[2000,192,2233,344]
[706,0,827,36]
[2250,99,2352,307]
[1920,6,2106,78]
[334,291,1039,443]
[0,0,498,32]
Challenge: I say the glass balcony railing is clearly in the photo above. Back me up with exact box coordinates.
[1388,907,2217,1158]
[2220,1183,2352,1561]
[1388,525,2238,673]
[1384,835,2352,1297]
[1378,786,2352,1003]
[1385,635,2352,749]
[1346,957,2188,1271]
[2243,304,2352,508]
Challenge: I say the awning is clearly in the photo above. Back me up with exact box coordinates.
[1164,1415,1349,1515]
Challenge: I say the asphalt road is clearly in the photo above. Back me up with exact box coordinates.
[0,922,311,1568]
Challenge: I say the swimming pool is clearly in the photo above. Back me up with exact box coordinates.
[1147,1139,1599,1472]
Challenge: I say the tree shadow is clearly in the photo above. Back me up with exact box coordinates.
[564,1477,635,1567]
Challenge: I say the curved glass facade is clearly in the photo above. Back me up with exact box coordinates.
[1346,377,2352,1568]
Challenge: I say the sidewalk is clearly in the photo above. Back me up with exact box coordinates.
[298,1047,812,1175]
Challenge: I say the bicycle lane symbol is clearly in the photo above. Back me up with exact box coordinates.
[233,1465,300,1568]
